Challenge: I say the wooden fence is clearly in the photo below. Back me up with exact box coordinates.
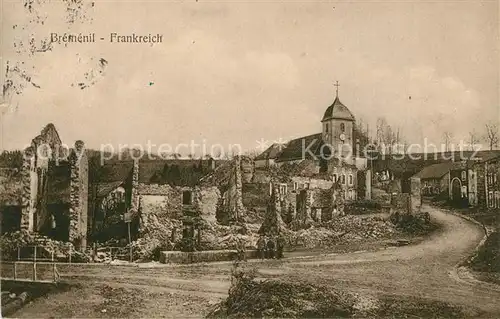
[1,246,60,283]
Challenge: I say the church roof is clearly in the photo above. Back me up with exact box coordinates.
[322,97,355,122]
[255,143,284,161]
[274,133,324,162]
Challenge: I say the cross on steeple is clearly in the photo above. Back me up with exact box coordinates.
[334,81,340,98]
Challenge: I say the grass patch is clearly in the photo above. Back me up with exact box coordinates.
[468,232,500,282]
[373,294,485,318]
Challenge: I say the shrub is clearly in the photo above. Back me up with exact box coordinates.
[389,212,435,235]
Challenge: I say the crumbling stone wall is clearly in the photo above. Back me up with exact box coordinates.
[194,186,219,223]
[137,183,219,229]
[410,177,421,213]
[240,156,254,183]
[294,189,313,228]
[138,184,183,226]
[221,156,245,222]
[131,159,139,212]
[391,193,412,214]
[291,176,333,190]
[68,141,89,249]
[20,147,34,231]
[259,184,285,235]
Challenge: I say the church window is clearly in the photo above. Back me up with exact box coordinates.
[279,183,288,194]
[325,123,330,134]
[293,182,298,191]
[341,175,346,185]
[340,123,345,133]
[461,171,466,181]
[348,174,353,185]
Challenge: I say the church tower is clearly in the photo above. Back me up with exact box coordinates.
[321,81,355,160]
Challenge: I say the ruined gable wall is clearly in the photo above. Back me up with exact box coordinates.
[194,186,219,223]
[222,156,244,221]
[138,184,183,223]
[137,183,220,229]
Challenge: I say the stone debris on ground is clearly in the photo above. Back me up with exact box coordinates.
[283,215,398,249]
[201,222,260,250]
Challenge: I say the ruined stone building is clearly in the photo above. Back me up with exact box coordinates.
[88,156,248,247]
[0,124,89,248]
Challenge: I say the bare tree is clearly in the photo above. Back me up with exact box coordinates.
[375,117,402,155]
[484,122,499,150]
[468,129,480,151]
[443,131,454,152]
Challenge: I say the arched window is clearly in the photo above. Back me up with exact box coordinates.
[340,123,345,132]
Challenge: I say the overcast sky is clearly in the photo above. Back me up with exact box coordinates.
[1,0,498,155]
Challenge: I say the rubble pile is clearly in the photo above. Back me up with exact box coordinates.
[282,215,398,249]
[325,215,396,240]
[201,221,259,250]
[0,230,90,262]
[125,212,183,261]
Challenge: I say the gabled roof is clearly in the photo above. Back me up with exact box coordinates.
[412,162,454,180]
[255,143,284,161]
[322,97,355,122]
[139,159,215,186]
[477,152,500,163]
[274,133,324,163]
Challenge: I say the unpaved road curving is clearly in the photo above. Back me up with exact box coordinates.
[12,205,500,318]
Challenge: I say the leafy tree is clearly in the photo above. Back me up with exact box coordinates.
[0,150,23,168]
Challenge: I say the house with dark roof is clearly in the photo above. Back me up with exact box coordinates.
[412,162,454,197]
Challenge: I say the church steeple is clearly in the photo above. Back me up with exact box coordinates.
[321,81,355,161]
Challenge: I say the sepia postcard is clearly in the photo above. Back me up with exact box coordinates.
[0,0,499,318]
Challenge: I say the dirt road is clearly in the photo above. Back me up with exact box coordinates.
[13,205,500,318]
